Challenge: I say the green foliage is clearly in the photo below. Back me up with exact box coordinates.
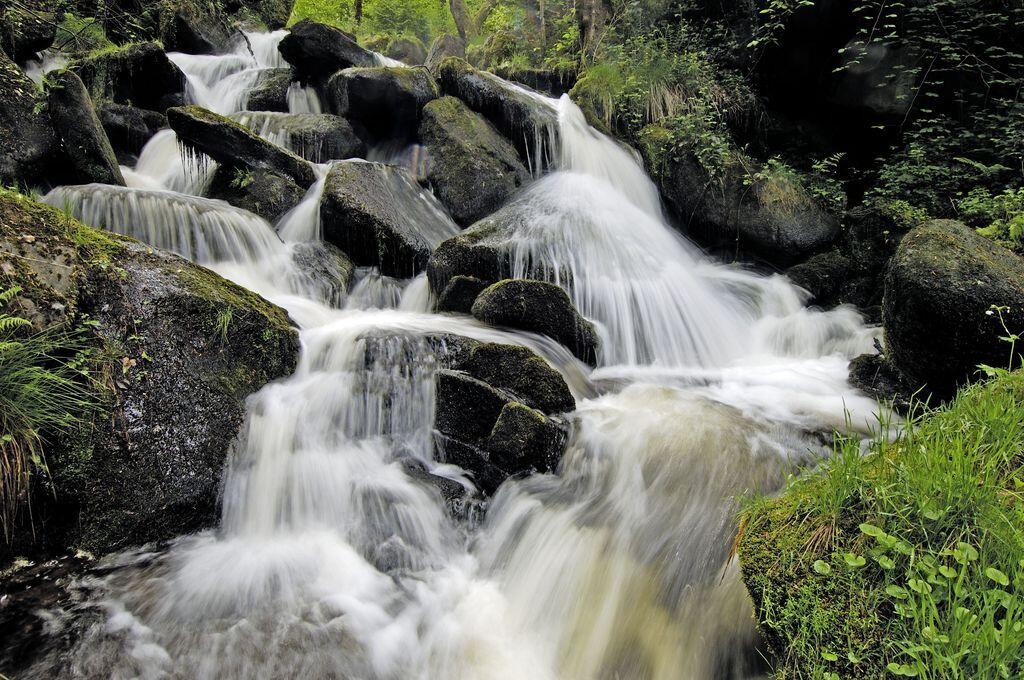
[740,371,1024,679]
[289,0,456,44]
[960,188,1024,255]
[53,12,112,53]
[0,288,96,542]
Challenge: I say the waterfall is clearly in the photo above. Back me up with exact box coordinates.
[43,32,886,680]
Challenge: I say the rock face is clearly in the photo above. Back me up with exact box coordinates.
[436,274,489,313]
[459,342,575,414]
[640,126,839,265]
[167,105,317,188]
[472,279,600,365]
[161,4,231,54]
[883,219,1024,397]
[420,96,529,226]
[0,190,300,555]
[329,66,439,140]
[278,19,374,80]
[319,161,459,277]
[45,71,126,187]
[234,111,365,163]
[98,103,167,163]
[71,42,185,112]
[0,48,56,186]
[427,219,507,297]
[0,5,56,61]
[435,57,558,166]
[245,67,293,112]
[386,37,427,65]
[425,34,466,72]
[206,166,306,223]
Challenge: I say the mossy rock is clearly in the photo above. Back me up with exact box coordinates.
[70,41,186,112]
[0,48,56,187]
[0,189,299,556]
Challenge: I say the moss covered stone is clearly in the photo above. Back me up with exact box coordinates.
[70,42,185,112]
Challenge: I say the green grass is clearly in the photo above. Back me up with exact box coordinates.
[0,288,96,542]
[739,370,1024,679]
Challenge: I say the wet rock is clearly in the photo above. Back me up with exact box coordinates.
[45,70,125,187]
[70,42,185,112]
[329,66,439,141]
[206,165,306,223]
[278,19,374,81]
[485,402,566,473]
[493,65,578,97]
[98,103,167,163]
[786,249,855,307]
[640,125,839,265]
[427,223,506,296]
[245,67,293,112]
[0,6,56,62]
[433,433,509,496]
[425,34,466,72]
[401,457,474,521]
[161,4,231,54]
[0,48,56,186]
[848,353,917,412]
[234,111,365,162]
[420,96,529,227]
[435,57,558,166]
[436,274,489,313]
[319,161,458,277]
[167,104,317,188]
[883,219,1024,398]
[435,369,511,441]
[472,279,599,365]
[0,190,300,555]
[386,37,427,66]
[290,240,356,302]
[457,342,575,414]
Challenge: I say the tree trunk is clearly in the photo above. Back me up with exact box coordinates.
[449,0,471,40]
[576,0,610,57]
[354,0,363,25]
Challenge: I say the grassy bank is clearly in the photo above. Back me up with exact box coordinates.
[739,370,1024,679]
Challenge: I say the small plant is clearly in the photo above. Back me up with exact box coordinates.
[960,188,1024,254]
[214,307,233,346]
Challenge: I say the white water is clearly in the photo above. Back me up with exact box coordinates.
[37,34,886,680]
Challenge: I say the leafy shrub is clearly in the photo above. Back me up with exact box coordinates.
[960,188,1024,254]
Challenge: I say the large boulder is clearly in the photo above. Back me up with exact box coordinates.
[233,111,365,163]
[0,48,56,186]
[385,37,427,66]
[435,57,558,167]
[159,2,231,55]
[167,105,317,188]
[205,166,306,223]
[459,342,575,414]
[640,125,840,265]
[0,189,299,556]
[493,65,578,97]
[98,103,167,163]
[319,161,459,277]
[425,34,466,72]
[0,5,56,62]
[278,19,374,81]
[245,67,293,112]
[472,279,599,365]
[45,70,125,187]
[328,66,439,141]
[883,220,1024,397]
[70,42,186,112]
[420,96,530,226]
[436,274,489,313]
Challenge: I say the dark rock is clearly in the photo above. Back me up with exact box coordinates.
[206,165,306,223]
[435,369,511,442]
[486,402,566,473]
[640,126,840,265]
[436,57,558,166]
[433,433,509,496]
[420,96,529,226]
[883,219,1024,398]
[98,103,167,163]
[161,5,231,54]
[0,49,56,186]
[319,161,458,277]
[457,342,574,414]
[289,240,356,305]
[234,111,365,162]
[786,249,855,306]
[436,274,489,313]
[45,70,125,187]
[472,279,599,365]
[427,222,506,296]
[492,65,578,97]
[230,0,291,29]
[278,19,374,81]
[386,37,427,66]
[401,457,474,520]
[245,67,293,112]
[0,190,299,555]
[0,6,56,62]
[167,105,317,188]
[425,34,466,72]
[70,42,185,112]
[848,353,918,412]
[329,66,439,141]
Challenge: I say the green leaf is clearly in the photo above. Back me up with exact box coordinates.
[845,553,867,568]
[813,560,832,576]
[985,567,1010,586]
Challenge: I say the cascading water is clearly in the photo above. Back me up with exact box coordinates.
[30,34,887,680]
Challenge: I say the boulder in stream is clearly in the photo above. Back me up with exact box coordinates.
[70,42,186,112]
[0,189,300,556]
[436,274,489,313]
[0,5,56,62]
[882,219,1024,397]
[278,19,374,81]
[386,37,427,65]
[245,67,293,112]
[328,66,440,140]
[472,279,599,365]
[420,96,530,227]
[0,48,56,186]
[206,165,307,223]
[98,103,167,163]
[45,70,126,187]
[425,34,466,72]
[319,160,458,277]
[234,111,365,163]
[167,104,317,188]
[160,2,231,55]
